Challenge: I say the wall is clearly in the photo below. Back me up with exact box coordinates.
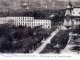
[0,17,51,29]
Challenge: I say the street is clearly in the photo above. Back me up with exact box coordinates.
[40,30,69,53]
[32,28,60,54]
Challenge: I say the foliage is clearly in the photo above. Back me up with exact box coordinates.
[0,24,49,53]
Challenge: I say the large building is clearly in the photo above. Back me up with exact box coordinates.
[64,2,80,29]
[0,16,51,29]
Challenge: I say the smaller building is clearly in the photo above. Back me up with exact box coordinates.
[71,6,80,26]
[34,19,51,28]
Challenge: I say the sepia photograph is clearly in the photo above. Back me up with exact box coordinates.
[0,0,80,56]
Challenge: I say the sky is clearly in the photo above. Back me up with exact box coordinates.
[0,0,80,11]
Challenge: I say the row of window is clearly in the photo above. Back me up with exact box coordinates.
[15,20,33,22]
[15,24,51,28]
[73,12,80,14]
[7,17,34,20]
[14,20,50,22]
[35,20,50,22]
[14,22,50,26]
[75,20,80,21]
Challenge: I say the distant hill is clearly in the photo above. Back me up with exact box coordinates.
[0,0,80,11]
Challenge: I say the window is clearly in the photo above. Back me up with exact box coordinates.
[28,23,29,25]
[76,20,78,21]
[25,20,26,22]
[73,12,75,14]
[19,23,20,25]
[25,23,26,26]
[76,10,78,11]
[79,12,80,14]
[46,23,47,25]
[32,20,33,22]
[48,26,50,28]
[32,18,34,19]
[41,23,42,25]
[39,23,40,25]
[28,17,30,19]
[34,23,35,25]
[36,23,37,25]
[23,23,24,25]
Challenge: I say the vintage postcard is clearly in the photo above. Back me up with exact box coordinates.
[0,0,79,60]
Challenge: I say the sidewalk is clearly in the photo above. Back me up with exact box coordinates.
[60,44,80,55]
[32,28,60,54]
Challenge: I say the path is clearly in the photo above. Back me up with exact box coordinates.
[32,28,60,54]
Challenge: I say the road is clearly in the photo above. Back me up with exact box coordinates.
[40,30,69,53]
[32,28,60,54]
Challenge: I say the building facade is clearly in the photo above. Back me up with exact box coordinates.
[72,6,80,26]
[34,19,51,28]
[64,2,80,29]
[0,17,51,29]
[64,1,73,29]
[0,17,6,24]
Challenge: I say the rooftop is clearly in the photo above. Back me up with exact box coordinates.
[74,5,80,8]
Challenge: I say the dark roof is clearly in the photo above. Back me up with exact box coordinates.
[74,5,80,8]
[5,16,33,17]
[71,16,80,19]
[72,16,80,18]
[35,18,50,20]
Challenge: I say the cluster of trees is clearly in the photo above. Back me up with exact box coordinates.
[41,30,69,53]
[0,9,65,19]
[0,24,49,53]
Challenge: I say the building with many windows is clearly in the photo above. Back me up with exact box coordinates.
[35,19,51,28]
[64,1,80,29]
[0,16,51,29]
[0,17,6,24]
